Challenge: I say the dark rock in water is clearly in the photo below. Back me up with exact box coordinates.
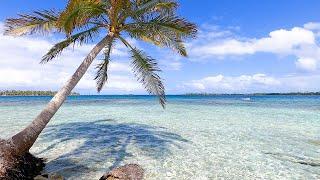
[34,175,48,180]
[34,173,64,180]
[100,164,144,180]
[48,173,64,180]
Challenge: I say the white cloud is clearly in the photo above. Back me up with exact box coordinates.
[295,58,318,71]
[189,23,320,72]
[184,74,280,93]
[192,39,255,56]
[279,74,320,91]
[109,62,131,72]
[184,73,320,93]
[0,23,142,93]
[165,61,182,71]
[304,22,320,30]
[162,56,183,71]
[74,74,142,92]
[254,27,315,53]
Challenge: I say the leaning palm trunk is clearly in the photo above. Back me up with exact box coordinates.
[0,35,111,174]
[9,35,111,156]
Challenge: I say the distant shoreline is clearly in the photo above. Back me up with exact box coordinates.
[1,92,320,97]
[184,92,320,96]
[0,90,79,96]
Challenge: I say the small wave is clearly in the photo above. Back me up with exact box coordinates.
[242,97,251,101]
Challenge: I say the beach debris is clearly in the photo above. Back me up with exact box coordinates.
[99,164,144,180]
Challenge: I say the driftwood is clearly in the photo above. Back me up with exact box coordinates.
[99,164,144,180]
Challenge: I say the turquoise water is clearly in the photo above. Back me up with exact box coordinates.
[0,95,319,179]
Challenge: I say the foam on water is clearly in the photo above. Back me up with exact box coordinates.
[0,95,319,179]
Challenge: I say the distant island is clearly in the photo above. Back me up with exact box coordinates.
[0,90,80,96]
[2,91,320,96]
[185,92,320,96]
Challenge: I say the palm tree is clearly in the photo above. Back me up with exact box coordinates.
[0,0,196,178]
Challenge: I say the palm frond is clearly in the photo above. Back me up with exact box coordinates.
[109,0,131,25]
[119,36,166,108]
[95,37,114,92]
[95,59,110,92]
[130,0,177,19]
[154,2,178,15]
[125,15,195,56]
[4,10,59,36]
[58,0,105,35]
[127,27,187,56]
[127,15,197,38]
[41,26,101,63]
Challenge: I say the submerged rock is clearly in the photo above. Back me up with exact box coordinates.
[100,164,144,180]
[34,175,48,180]
[34,173,64,180]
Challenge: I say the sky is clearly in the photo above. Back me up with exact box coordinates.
[1,0,320,94]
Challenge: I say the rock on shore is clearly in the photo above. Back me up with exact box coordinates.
[100,164,144,180]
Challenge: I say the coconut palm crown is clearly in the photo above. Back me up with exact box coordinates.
[5,0,197,107]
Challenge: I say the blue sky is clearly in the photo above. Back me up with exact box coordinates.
[1,1,320,94]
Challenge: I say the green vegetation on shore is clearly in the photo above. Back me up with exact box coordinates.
[0,90,80,96]
[185,92,320,96]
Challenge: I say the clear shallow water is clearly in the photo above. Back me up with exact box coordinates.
[0,95,319,179]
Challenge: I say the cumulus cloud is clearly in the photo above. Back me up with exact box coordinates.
[164,61,182,71]
[304,22,320,31]
[184,74,280,93]
[184,73,320,93]
[189,23,320,72]
[295,58,317,71]
[159,52,183,71]
[0,23,142,93]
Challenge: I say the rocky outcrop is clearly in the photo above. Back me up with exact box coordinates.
[34,173,64,180]
[99,164,144,180]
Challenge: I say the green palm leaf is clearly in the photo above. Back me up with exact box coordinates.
[57,0,105,35]
[119,36,166,108]
[125,15,196,56]
[4,10,59,36]
[95,37,114,92]
[126,15,197,38]
[41,26,101,63]
[130,0,177,19]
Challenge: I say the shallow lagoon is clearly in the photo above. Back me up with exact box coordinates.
[0,95,319,179]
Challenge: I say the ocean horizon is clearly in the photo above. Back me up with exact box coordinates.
[0,95,319,179]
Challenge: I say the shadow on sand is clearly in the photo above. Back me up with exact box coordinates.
[34,119,188,178]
